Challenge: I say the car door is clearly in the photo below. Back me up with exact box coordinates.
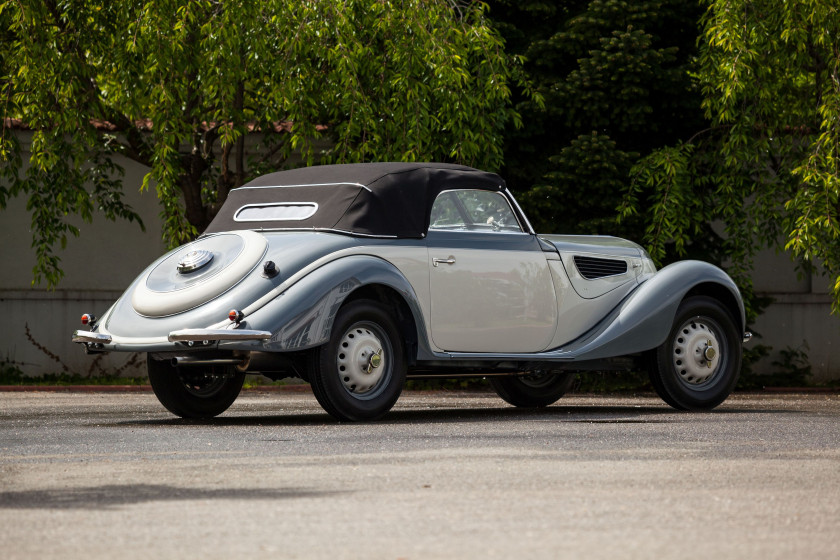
[427,189,558,353]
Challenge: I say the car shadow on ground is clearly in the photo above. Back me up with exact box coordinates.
[117,401,798,428]
[0,484,344,510]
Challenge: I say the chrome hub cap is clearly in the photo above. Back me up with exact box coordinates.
[337,324,388,396]
[672,318,721,386]
[177,249,214,273]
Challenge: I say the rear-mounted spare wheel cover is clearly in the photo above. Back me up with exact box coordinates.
[131,231,268,317]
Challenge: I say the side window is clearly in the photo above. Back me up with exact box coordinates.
[429,191,465,229]
[429,190,522,233]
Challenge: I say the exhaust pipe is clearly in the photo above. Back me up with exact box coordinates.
[171,352,301,376]
[172,355,250,371]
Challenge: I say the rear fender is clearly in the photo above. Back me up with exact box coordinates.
[240,255,428,354]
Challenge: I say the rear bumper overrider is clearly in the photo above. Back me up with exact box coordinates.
[167,329,271,342]
[71,331,113,344]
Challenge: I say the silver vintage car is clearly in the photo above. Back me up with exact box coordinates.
[73,162,749,420]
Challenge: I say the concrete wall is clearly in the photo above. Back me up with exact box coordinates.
[749,246,840,382]
[2,130,839,381]
[1,132,165,376]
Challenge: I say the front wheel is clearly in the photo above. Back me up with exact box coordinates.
[648,296,742,410]
[490,371,575,408]
[147,356,245,419]
[308,300,406,421]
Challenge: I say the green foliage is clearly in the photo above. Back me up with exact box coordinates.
[521,132,635,233]
[622,0,840,313]
[487,0,703,236]
[0,358,24,383]
[771,343,813,386]
[738,342,812,389]
[736,340,771,390]
[1,0,530,287]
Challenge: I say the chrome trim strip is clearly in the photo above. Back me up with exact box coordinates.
[168,329,272,342]
[235,182,373,193]
[505,188,536,235]
[72,331,113,344]
[442,350,575,362]
[249,227,399,239]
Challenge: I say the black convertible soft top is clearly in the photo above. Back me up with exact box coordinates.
[204,162,505,238]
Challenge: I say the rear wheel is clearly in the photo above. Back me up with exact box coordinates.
[308,300,406,421]
[648,296,741,410]
[147,355,245,418]
[490,371,575,408]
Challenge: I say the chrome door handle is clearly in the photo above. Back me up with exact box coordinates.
[433,257,456,267]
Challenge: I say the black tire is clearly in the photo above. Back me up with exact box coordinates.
[490,371,575,408]
[648,296,742,410]
[147,355,245,419]
[309,300,406,421]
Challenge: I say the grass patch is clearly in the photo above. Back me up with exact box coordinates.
[0,360,147,386]
[241,375,307,389]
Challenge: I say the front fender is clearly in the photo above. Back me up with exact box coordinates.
[240,255,427,353]
[565,260,744,361]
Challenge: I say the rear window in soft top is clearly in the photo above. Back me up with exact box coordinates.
[233,202,318,222]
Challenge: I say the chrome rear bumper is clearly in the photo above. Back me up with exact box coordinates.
[167,329,272,343]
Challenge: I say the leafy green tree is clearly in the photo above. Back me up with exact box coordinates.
[487,0,704,235]
[620,0,840,313]
[523,132,634,234]
[1,0,530,286]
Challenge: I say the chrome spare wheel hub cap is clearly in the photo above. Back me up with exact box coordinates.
[672,318,721,386]
[337,325,386,395]
[177,249,214,273]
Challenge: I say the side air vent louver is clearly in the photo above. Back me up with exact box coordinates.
[573,256,628,280]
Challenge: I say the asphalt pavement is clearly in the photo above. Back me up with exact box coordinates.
[1,389,838,559]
